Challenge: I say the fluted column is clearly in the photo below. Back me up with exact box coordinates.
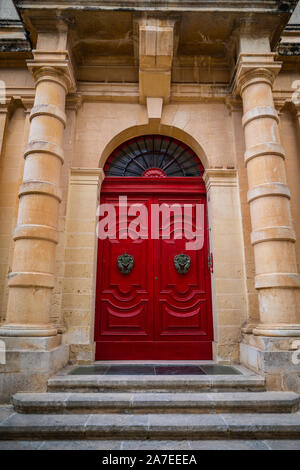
[236,54,300,337]
[0,49,75,337]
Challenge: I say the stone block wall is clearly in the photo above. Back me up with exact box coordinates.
[0,76,299,365]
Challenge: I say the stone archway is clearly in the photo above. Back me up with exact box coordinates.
[63,129,247,365]
[94,134,214,360]
[98,123,210,170]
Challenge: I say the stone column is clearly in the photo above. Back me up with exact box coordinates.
[0,44,75,337]
[236,54,300,337]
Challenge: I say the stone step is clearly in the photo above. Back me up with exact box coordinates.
[1,412,300,440]
[2,439,300,450]
[47,374,266,393]
[12,391,300,414]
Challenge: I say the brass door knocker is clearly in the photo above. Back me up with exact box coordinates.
[117,253,134,274]
[174,253,191,274]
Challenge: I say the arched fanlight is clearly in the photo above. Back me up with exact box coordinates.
[104,135,203,177]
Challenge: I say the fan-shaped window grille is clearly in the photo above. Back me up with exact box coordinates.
[104,135,203,177]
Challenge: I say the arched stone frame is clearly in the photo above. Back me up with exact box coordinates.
[98,123,209,170]
[63,124,247,364]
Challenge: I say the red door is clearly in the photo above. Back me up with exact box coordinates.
[95,177,213,359]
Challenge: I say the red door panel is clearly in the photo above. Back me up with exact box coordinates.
[152,195,212,359]
[95,178,213,360]
[96,196,154,341]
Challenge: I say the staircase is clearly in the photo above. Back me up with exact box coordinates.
[0,363,300,450]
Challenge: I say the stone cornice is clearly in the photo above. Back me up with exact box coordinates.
[15,1,298,14]
[278,42,300,56]
[77,82,231,103]
[1,83,232,106]
[0,96,33,117]
[3,83,299,110]
[14,2,296,84]
[77,83,139,103]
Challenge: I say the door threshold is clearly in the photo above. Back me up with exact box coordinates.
[67,363,246,376]
[57,363,254,377]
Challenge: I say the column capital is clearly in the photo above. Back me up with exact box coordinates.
[27,50,76,94]
[225,96,243,115]
[203,168,237,191]
[234,53,282,96]
[288,100,300,118]
[70,168,105,187]
[0,97,12,115]
[273,98,287,115]
[66,94,83,112]
[295,104,300,118]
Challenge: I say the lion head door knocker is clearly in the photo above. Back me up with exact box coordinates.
[117,253,134,274]
[174,253,191,274]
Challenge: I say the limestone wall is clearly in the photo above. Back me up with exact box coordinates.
[67,100,247,363]
[73,101,235,169]
[0,67,299,363]
[0,106,29,323]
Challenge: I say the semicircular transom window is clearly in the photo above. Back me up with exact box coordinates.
[104,135,203,177]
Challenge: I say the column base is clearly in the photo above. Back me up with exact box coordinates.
[0,323,57,337]
[240,333,300,392]
[241,323,257,334]
[253,324,300,337]
[0,335,69,403]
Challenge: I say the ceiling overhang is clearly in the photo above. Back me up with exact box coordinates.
[6,1,297,85]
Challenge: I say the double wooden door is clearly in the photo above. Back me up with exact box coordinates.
[95,177,213,359]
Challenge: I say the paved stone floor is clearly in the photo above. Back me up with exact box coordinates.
[0,439,300,450]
